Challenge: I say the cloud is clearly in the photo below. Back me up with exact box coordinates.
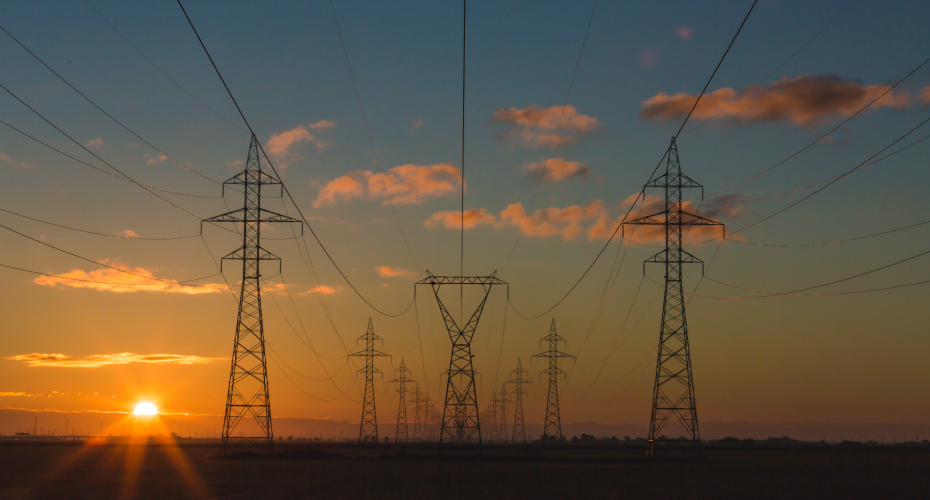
[300,285,341,296]
[639,49,659,67]
[0,392,41,397]
[314,164,462,207]
[86,139,104,149]
[267,121,334,158]
[376,266,416,278]
[676,27,694,40]
[5,352,222,368]
[524,157,591,182]
[32,261,223,294]
[488,105,599,148]
[641,75,917,128]
[425,209,497,230]
[145,153,168,165]
[412,116,423,130]
[425,195,743,244]
[117,230,139,238]
[261,283,288,295]
[0,153,29,168]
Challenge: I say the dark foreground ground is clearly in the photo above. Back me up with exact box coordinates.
[0,440,928,499]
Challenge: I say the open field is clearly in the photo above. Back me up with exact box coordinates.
[0,440,928,499]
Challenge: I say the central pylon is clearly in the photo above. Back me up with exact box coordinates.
[349,318,389,442]
[416,272,507,444]
[532,319,574,443]
[506,359,532,443]
[410,387,425,442]
[204,134,302,452]
[625,136,724,457]
[389,358,415,442]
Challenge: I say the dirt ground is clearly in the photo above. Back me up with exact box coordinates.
[0,440,927,499]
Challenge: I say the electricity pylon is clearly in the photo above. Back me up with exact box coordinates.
[389,358,415,442]
[416,272,507,444]
[506,359,532,443]
[348,318,390,443]
[204,134,302,452]
[624,136,724,457]
[410,387,425,442]
[497,388,511,443]
[532,319,574,443]
[488,395,500,442]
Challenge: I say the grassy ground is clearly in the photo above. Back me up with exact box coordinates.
[0,441,927,499]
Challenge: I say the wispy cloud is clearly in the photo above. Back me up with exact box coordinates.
[5,352,222,368]
[314,164,462,207]
[376,266,416,278]
[642,75,921,128]
[267,121,334,160]
[0,391,41,397]
[86,138,104,149]
[524,158,591,182]
[488,105,599,148]
[33,261,223,295]
[299,285,341,296]
[145,153,168,165]
[424,209,497,230]
[0,153,29,168]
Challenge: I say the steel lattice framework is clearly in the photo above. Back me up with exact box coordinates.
[497,388,510,443]
[389,358,415,443]
[204,135,302,452]
[349,318,390,443]
[532,319,574,443]
[410,387,425,442]
[625,136,724,457]
[506,359,532,443]
[416,272,507,444]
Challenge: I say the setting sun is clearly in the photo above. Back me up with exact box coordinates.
[133,402,157,416]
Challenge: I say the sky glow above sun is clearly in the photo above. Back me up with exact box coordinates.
[133,402,157,416]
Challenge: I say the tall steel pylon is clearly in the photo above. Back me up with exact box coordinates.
[348,318,389,443]
[416,272,507,444]
[389,358,415,442]
[625,136,724,457]
[497,388,510,443]
[532,319,574,443]
[506,359,532,443]
[204,134,302,452]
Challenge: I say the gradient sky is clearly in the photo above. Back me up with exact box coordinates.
[1,0,929,434]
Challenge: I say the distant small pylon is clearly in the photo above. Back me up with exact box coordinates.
[532,319,574,443]
[497,388,510,443]
[506,359,532,443]
[349,318,390,443]
[389,358,415,442]
[411,387,425,441]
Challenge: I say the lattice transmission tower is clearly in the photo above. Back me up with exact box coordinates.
[410,387,425,442]
[497,388,510,443]
[204,134,302,452]
[532,319,574,443]
[389,358,415,443]
[625,136,724,457]
[416,272,507,444]
[506,359,532,443]
[349,318,390,442]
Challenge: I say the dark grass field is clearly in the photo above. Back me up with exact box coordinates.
[0,440,928,499]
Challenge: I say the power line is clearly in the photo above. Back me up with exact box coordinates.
[0,207,199,241]
[175,0,413,318]
[81,0,246,134]
[499,0,599,271]
[507,0,758,320]
[0,261,221,288]
[326,0,423,272]
[693,277,930,299]
[0,22,223,186]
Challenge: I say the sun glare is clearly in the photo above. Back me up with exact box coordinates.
[133,402,157,415]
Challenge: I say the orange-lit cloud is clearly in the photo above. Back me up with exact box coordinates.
[86,138,104,149]
[376,266,416,278]
[299,285,341,296]
[425,209,497,230]
[33,261,223,295]
[145,153,168,165]
[267,121,334,158]
[0,153,29,168]
[676,26,694,40]
[524,157,591,182]
[641,75,917,128]
[314,164,462,207]
[0,392,41,397]
[489,105,599,148]
[117,230,139,238]
[500,201,607,241]
[5,352,222,368]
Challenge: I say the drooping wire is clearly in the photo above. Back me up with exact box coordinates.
[326,0,423,272]
[175,0,413,318]
[0,22,223,186]
[507,0,758,320]
[0,207,199,241]
[81,0,246,134]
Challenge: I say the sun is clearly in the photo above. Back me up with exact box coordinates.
[133,402,157,415]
